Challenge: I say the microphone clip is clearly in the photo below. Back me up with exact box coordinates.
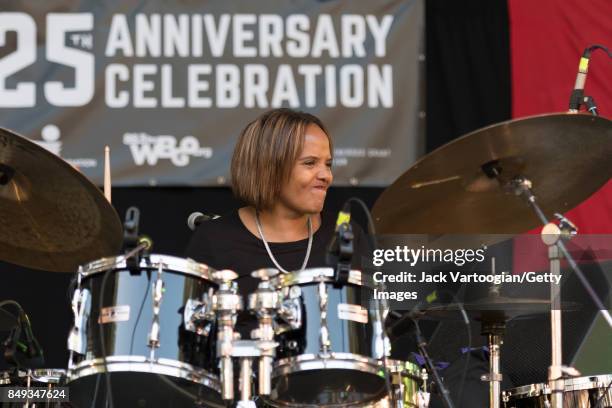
[333,222,354,287]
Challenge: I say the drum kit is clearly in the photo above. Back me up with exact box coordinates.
[0,112,611,408]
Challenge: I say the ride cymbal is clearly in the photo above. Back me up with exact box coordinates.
[373,114,612,244]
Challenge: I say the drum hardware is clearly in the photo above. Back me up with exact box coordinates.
[276,286,302,333]
[414,320,455,408]
[67,281,91,356]
[480,319,505,408]
[248,268,282,396]
[327,202,354,286]
[183,291,215,336]
[147,261,165,359]
[239,356,255,406]
[502,374,612,407]
[211,269,243,401]
[480,262,505,408]
[67,254,223,408]
[510,176,610,407]
[318,277,332,354]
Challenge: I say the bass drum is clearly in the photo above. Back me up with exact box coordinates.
[502,374,612,408]
[266,268,387,407]
[67,254,224,408]
[0,369,71,407]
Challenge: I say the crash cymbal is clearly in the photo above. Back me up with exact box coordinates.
[373,113,612,244]
[0,128,122,272]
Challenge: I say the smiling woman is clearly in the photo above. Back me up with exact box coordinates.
[185,108,369,334]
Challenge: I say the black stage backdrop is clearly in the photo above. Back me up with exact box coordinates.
[1,0,512,371]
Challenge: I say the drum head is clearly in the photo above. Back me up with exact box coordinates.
[69,372,224,408]
[270,369,386,406]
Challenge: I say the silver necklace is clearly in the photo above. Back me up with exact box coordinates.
[255,211,313,274]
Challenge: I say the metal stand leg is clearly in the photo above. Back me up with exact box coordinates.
[545,239,564,408]
[489,334,502,408]
[481,320,504,408]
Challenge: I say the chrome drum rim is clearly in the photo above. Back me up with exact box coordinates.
[273,352,382,378]
[67,355,220,393]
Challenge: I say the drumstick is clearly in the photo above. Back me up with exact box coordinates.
[104,145,111,203]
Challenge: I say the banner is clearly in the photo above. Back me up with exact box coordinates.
[0,0,424,186]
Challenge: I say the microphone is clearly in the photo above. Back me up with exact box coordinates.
[187,211,220,231]
[122,206,140,251]
[326,202,354,286]
[568,47,592,112]
[3,310,44,368]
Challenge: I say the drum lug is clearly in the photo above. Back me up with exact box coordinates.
[67,287,90,355]
[183,296,214,335]
[277,296,302,331]
[148,262,165,354]
[417,391,431,408]
[318,280,331,353]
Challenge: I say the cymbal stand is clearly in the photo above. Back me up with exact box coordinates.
[509,176,612,408]
[508,176,612,326]
[480,316,505,408]
[481,259,505,408]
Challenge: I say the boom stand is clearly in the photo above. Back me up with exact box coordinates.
[508,176,612,408]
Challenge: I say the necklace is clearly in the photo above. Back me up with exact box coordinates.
[255,211,313,274]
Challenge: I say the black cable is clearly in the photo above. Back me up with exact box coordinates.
[586,44,612,58]
[434,288,472,407]
[594,378,612,408]
[90,373,101,408]
[0,300,44,365]
[0,300,24,318]
[96,241,149,408]
[129,271,151,355]
[342,197,393,405]
[413,317,455,408]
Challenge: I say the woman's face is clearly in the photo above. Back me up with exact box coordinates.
[277,124,333,216]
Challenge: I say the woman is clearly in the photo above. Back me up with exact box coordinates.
[185,108,368,329]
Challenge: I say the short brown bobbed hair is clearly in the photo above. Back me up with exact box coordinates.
[231,108,332,210]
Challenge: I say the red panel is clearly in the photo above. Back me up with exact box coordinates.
[509,0,612,271]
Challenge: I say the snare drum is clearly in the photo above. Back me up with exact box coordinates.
[0,369,70,407]
[266,268,387,407]
[67,254,224,408]
[503,374,612,407]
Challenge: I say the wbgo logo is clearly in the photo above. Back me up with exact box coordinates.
[0,12,94,107]
[123,133,213,167]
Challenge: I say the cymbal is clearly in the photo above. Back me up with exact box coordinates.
[417,296,580,322]
[0,128,122,272]
[373,114,612,244]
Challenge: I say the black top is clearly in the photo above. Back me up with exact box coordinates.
[184,210,370,334]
